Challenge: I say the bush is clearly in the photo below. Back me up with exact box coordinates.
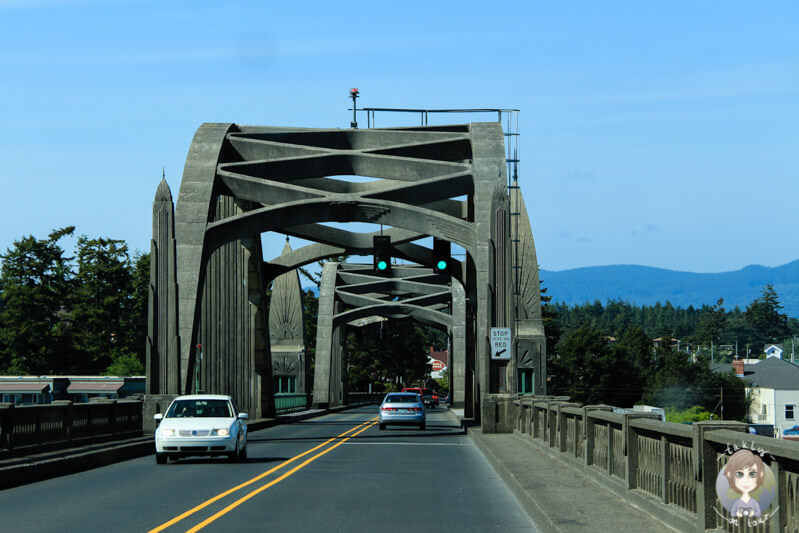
[666,405,711,424]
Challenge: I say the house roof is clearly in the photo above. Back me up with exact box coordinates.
[764,344,784,352]
[429,350,448,365]
[712,358,799,390]
[67,380,124,393]
[0,381,50,393]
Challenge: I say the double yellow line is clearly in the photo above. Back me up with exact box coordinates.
[149,417,378,533]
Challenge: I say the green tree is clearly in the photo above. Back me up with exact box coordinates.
[344,319,434,392]
[0,227,75,374]
[302,288,319,390]
[128,252,150,364]
[745,284,788,349]
[643,344,747,419]
[695,298,727,346]
[549,325,643,406]
[540,283,562,357]
[71,236,142,374]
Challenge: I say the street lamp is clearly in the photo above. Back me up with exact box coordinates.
[349,88,359,128]
[195,344,203,394]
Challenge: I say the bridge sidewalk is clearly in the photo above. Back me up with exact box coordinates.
[468,426,679,533]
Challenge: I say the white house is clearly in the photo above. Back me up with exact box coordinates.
[764,344,784,359]
[720,358,799,439]
[427,347,448,379]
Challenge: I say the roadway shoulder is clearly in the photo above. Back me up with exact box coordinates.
[468,428,679,533]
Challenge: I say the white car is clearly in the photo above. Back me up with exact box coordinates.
[153,394,248,464]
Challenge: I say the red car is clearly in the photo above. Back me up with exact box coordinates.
[402,387,435,408]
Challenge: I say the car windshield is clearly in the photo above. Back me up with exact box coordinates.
[384,394,419,404]
[166,399,232,418]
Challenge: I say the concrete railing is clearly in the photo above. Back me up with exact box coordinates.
[513,395,799,532]
[0,400,143,457]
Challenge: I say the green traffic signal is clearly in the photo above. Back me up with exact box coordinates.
[436,260,448,271]
[377,260,388,271]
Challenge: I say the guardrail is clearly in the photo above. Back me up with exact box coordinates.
[274,394,310,414]
[512,395,799,532]
[345,392,386,405]
[0,400,143,457]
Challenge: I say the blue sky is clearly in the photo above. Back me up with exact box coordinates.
[0,1,797,273]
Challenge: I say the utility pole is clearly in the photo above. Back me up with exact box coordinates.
[720,386,724,420]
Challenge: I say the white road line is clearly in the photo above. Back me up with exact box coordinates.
[342,442,469,446]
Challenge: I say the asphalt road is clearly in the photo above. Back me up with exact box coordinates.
[0,406,537,533]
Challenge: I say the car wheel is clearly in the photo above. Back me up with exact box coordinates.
[228,441,239,462]
[156,453,167,465]
[379,423,386,430]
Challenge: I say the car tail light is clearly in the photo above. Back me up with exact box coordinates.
[410,407,422,412]
[381,407,396,411]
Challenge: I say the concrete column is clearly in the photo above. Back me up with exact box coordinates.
[623,413,661,490]
[692,421,747,531]
[451,281,466,408]
[312,263,338,408]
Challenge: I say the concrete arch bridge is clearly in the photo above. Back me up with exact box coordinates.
[146,122,545,429]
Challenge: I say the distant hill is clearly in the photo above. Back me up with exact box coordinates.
[541,260,799,317]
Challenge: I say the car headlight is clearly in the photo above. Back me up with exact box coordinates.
[212,428,229,436]
[160,428,177,438]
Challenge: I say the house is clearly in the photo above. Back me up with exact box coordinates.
[712,358,799,439]
[0,376,69,404]
[764,344,784,359]
[0,376,145,405]
[427,347,449,379]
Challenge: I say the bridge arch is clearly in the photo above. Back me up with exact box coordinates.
[148,122,531,421]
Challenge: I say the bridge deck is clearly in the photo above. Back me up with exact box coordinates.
[470,427,677,533]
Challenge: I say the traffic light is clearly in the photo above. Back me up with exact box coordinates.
[373,235,391,273]
[433,238,451,274]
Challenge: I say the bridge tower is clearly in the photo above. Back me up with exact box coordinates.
[269,239,309,395]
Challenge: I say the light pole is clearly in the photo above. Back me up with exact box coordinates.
[349,88,359,128]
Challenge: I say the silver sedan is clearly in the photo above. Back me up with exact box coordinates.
[379,392,426,430]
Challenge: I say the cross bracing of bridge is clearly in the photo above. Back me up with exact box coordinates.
[147,122,545,424]
[311,262,468,409]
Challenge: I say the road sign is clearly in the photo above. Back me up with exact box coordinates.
[490,327,511,360]
[432,360,445,371]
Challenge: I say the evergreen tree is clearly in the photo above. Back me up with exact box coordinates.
[549,325,643,406]
[745,284,788,348]
[71,236,142,374]
[0,227,75,374]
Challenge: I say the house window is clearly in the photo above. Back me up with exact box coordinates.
[786,405,795,420]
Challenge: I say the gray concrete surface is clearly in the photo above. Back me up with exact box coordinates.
[469,426,679,533]
[0,406,535,533]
